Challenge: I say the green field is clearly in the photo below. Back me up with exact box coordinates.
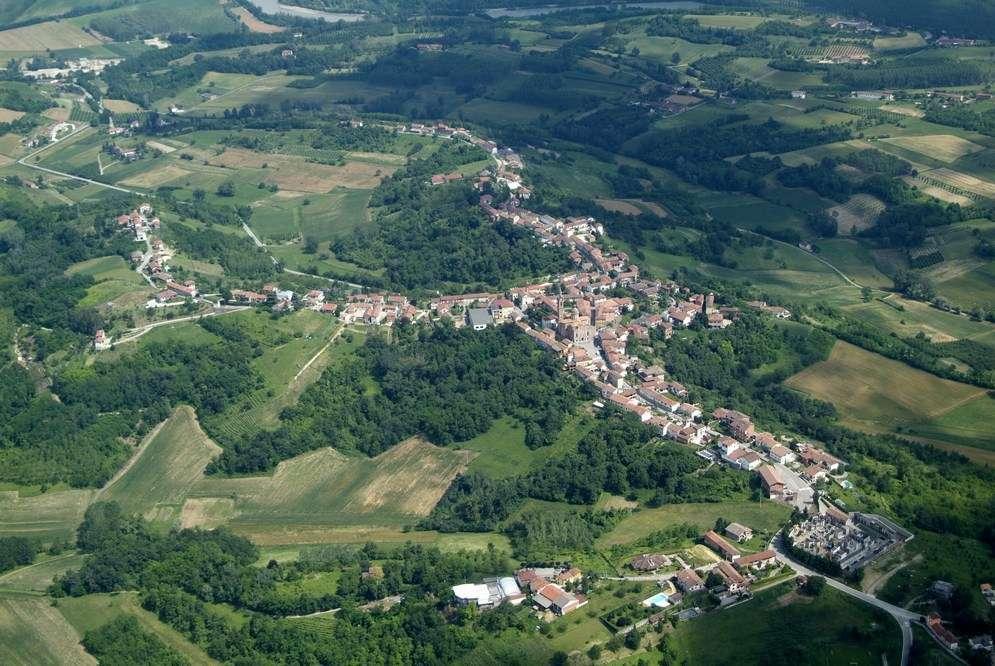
[0,486,95,542]
[596,501,791,549]
[840,295,995,344]
[0,595,95,666]
[786,341,994,456]
[57,592,216,665]
[622,31,733,66]
[0,553,86,596]
[66,254,150,307]
[204,311,352,442]
[460,412,595,478]
[0,20,100,59]
[99,405,221,528]
[249,188,371,243]
[669,583,901,665]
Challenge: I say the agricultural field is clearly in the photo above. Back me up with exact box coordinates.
[231,7,284,34]
[785,341,993,455]
[0,20,100,58]
[873,32,927,50]
[814,239,893,288]
[99,406,222,528]
[0,486,95,542]
[204,311,354,441]
[56,593,216,665]
[840,294,995,343]
[65,254,150,308]
[191,437,473,543]
[0,595,95,666]
[668,583,901,665]
[685,14,767,30]
[826,193,886,235]
[880,135,986,164]
[0,553,86,595]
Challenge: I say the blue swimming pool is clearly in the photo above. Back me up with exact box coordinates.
[641,592,671,608]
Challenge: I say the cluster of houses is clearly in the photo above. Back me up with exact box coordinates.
[111,204,199,309]
[923,584,995,654]
[21,57,121,80]
[787,501,913,572]
[115,203,160,243]
[452,566,586,617]
[626,525,782,614]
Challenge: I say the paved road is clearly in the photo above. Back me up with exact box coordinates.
[772,535,917,666]
[17,125,141,195]
[283,267,364,290]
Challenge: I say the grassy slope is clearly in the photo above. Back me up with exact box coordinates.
[0,595,95,666]
[596,501,791,549]
[785,341,994,454]
[669,583,901,665]
[57,592,216,666]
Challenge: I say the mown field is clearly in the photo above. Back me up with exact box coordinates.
[596,501,791,549]
[0,20,100,58]
[56,592,216,666]
[785,341,994,457]
[0,595,95,666]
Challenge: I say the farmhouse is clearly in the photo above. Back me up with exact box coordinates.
[982,583,995,606]
[532,582,587,616]
[927,613,959,650]
[734,550,778,571]
[724,523,753,543]
[468,308,493,330]
[230,289,268,304]
[757,465,785,499]
[631,553,671,572]
[703,530,741,561]
[93,329,111,351]
[797,445,844,472]
[675,568,705,593]
[713,561,748,593]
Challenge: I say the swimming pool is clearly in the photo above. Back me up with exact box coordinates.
[641,592,671,608]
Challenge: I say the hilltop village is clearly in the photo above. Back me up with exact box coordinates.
[89,122,937,637]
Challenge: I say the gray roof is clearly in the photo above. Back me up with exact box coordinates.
[468,308,493,327]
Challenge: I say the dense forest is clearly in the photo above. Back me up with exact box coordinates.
[331,143,570,290]
[55,501,543,664]
[208,323,590,474]
[424,411,745,532]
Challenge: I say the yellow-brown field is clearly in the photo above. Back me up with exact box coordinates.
[209,148,394,191]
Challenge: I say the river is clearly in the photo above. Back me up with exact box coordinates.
[485,1,701,18]
[245,0,367,22]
